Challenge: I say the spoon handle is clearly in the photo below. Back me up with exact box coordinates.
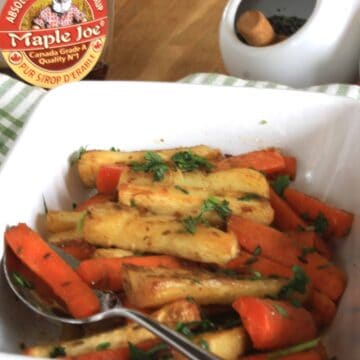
[117,308,218,360]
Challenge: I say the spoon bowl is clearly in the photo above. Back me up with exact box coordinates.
[2,246,218,360]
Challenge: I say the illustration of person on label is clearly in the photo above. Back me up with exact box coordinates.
[32,0,87,29]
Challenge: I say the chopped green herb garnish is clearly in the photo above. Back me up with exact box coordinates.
[131,152,169,182]
[110,147,120,152]
[278,265,309,300]
[313,213,328,235]
[147,343,169,356]
[96,342,111,351]
[298,247,316,263]
[185,296,196,303]
[171,151,214,172]
[130,199,137,207]
[301,212,311,221]
[197,338,210,351]
[238,193,261,201]
[267,338,320,359]
[217,268,239,277]
[175,322,194,338]
[272,175,290,197]
[252,271,263,280]
[259,120,268,125]
[174,185,189,194]
[182,197,232,233]
[49,346,66,358]
[12,272,33,289]
[128,342,151,360]
[182,216,200,234]
[290,298,302,308]
[76,211,87,232]
[69,146,86,165]
[175,320,216,338]
[72,202,77,210]
[253,246,262,256]
[201,197,232,221]
[273,304,288,317]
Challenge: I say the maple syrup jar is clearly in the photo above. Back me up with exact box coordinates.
[0,0,114,88]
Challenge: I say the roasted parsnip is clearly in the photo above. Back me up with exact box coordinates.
[122,265,288,308]
[83,205,239,265]
[77,145,222,187]
[172,327,249,360]
[120,168,269,198]
[118,183,274,225]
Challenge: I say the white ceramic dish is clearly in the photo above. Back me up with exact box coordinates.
[220,0,360,87]
[0,81,359,359]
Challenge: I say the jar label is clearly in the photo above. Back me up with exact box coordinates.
[0,0,107,88]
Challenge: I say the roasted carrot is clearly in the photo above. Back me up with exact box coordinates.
[233,297,317,350]
[63,339,161,360]
[76,255,182,291]
[288,231,332,260]
[228,216,301,267]
[309,290,337,328]
[75,193,115,211]
[284,188,354,238]
[56,239,96,261]
[5,224,100,318]
[270,156,297,180]
[214,149,286,174]
[228,216,345,301]
[226,252,293,279]
[96,165,128,194]
[302,253,346,302]
[269,187,307,232]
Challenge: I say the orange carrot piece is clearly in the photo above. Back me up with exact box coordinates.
[5,224,100,318]
[56,240,96,261]
[270,156,297,180]
[270,188,307,232]
[233,297,317,351]
[63,339,160,360]
[75,193,115,212]
[96,165,128,194]
[226,252,293,279]
[215,149,286,174]
[302,253,346,302]
[284,188,354,238]
[76,255,182,291]
[228,216,302,267]
[288,231,332,260]
[309,290,337,328]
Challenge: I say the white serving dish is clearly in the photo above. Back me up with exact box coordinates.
[220,0,360,87]
[0,81,359,359]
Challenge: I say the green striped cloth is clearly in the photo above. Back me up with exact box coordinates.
[1,72,360,167]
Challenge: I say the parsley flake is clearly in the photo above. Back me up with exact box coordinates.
[49,346,66,358]
[252,271,263,280]
[259,120,268,125]
[298,247,316,264]
[76,211,87,232]
[182,197,232,233]
[69,146,86,165]
[313,213,329,235]
[198,338,210,351]
[253,246,262,256]
[245,256,258,266]
[128,342,151,360]
[238,193,262,201]
[171,151,214,172]
[174,185,189,194]
[272,175,290,197]
[278,265,309,300]
[273,304,288,317]
[131,152,169,182]
[12,272,33,289]
[96,342,111,351]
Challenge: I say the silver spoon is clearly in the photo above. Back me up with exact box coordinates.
[2,247,218,360]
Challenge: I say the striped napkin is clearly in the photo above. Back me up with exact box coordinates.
[1,72,360,168]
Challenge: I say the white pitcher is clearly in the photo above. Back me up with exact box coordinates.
[220,0,360,87]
